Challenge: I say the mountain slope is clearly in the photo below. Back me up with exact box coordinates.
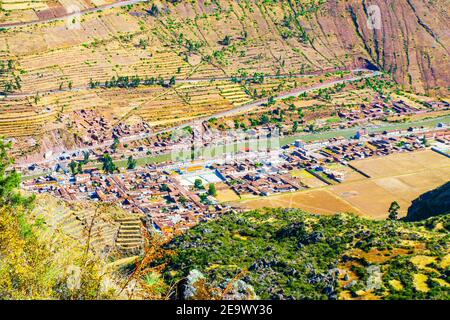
[161,208,450,300]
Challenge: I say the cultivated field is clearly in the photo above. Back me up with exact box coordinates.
[235,189,362,215]
[348,150,450,178]
[237,150,450,219]
[331,150,450,218]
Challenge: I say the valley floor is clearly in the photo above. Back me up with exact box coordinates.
[235,150,450,219]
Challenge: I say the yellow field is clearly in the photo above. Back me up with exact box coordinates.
[215,183,240,203]
[290,169,328,188]
[349,150,450,178]
[235,189,362,215]
[331,150,450,218]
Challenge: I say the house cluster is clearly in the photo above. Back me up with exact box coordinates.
[281,131,433,183]
[427,128,450,145]
[72,109,111,145]
[211,159,305,197]
[23,123,450,238]
[337,98,449,126]
[112,121,152,139]
[23,166,228,237]
[338,103,388,125]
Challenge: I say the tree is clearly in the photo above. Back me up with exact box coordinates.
[77,162,83,174]
[199,193,209,204]
[194,179,204,190]
[220,35,232,46]
[148,4,160,16]
[169,76,176,86]
[101,154,117,174]
[422,137,430,147]
[111,138,120,152]
[69,160,78,175]
[388,201,400,220]
[179,195,188,205]
[139,38,149,49]
[82,150,90,164]
[260,114,270,125]
[127,156,137,170]
[0,138,33,207]
[208,183,217,197]
[292,121,299,133]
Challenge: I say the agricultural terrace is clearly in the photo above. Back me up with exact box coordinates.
[0,1,448,162]
[0,0,120,25]
[0,0,377,157]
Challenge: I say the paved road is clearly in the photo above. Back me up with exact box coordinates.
[0,0,148,29]
[15,70,381,169]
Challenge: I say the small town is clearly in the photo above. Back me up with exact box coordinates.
[23,122,450,237]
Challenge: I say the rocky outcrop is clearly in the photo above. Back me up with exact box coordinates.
[406,181,450,221]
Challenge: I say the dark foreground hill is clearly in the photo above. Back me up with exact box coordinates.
[161,208,450,300]
[406,182,450,222]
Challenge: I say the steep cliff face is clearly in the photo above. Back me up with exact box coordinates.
[157,0,450,94]
[1,1,447,95]
[333,0,450,94]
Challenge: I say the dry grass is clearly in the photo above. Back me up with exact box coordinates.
[235,189,362,215]
[413,274,430,293]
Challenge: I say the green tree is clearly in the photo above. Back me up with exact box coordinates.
[221,35,232,46]
[82,150,90,164]
[388,201,400,220]
[169,76,176,86]
[0,138,33,207]
[69,160,78,175]
[127,156,137,170]
[139,38,149,49]
[194,179,204,190]
[111,138,120,152]
[148,4,160,16]
[179,195,188,205]
[260,114,270,125]
[77,162,83,174]
[267,96,276,106]
[101,154,117,174]
[199,193,209,204]
[208,183,217,197]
